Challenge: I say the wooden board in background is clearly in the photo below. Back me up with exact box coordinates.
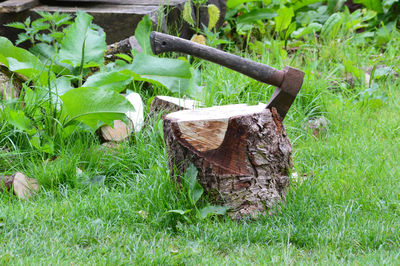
[42,0,187,5]
[0,0,39,12]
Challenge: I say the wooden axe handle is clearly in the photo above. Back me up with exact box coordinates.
[150,32,285,88]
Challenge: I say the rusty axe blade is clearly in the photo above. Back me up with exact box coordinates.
[150,32,304,119]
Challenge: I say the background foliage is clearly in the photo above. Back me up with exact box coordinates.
[1,0,400,263]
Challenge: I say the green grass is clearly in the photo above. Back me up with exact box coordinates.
[1,34,400,264]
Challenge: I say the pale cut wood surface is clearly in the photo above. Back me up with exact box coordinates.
[13,172,39,199]
[167,103,266,122]
[0,0,38,12]
[149,96,203,119]
[154,96,203,110]
[167,104,266,152]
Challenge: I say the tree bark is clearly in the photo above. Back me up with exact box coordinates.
[163,104,292,219]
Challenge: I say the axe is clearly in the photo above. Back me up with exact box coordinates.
[149,31,304,119]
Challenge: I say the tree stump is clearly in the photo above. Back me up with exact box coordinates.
[163,103,292,219]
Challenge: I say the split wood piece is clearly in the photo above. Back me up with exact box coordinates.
[101,120,131,142]
[0,172,39,199]
[100,92,144,142]
[0,0,39,13]
[164,104,292,219]
[0,64,23,100]
[149,95,203,118]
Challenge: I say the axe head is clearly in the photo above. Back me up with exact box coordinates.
[266,66,305,119]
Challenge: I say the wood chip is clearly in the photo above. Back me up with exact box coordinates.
[0,172,39,199]
[12,172,39,199]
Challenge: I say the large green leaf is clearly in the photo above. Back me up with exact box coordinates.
[30,133,54,154]
[354,0,383,13]
[58,11,106,67]
[126,53,193,93]
[227,0,260,8]
[134,15,153,54]
[199,205,230,219]
[292,22,322,39]
[274,6,294,33]
[30,43,71,75]
[184,163,203,205]
[0,37,50,85]
[0,37,40,68]
[83,71,133,92]
[292,0,323,11]
[320,13,344,41]
[7,110,36,135]
[51,76,74,96]
[60,87,134,130]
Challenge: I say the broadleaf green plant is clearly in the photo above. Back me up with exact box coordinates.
[124,53,194,94]
[123,15,201,95]
[0,14,133,154]
[165,163,230,221]
[0,37,50,86]
[58,11,106,68]
[133,15,153,55]
[6,11,72,46]
[0,12,202,155]
[60,87,133,130]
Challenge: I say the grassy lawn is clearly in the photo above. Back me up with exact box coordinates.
[1,28,400,264]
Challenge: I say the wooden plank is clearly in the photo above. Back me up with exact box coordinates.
[0,0,39,13]
[32,4,162,44]
[32,4,159,14]
[51,0,187,5]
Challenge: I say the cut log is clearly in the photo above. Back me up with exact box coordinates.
[149,95,203,117]
[0,172,39,199]
[163,104,292,219]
